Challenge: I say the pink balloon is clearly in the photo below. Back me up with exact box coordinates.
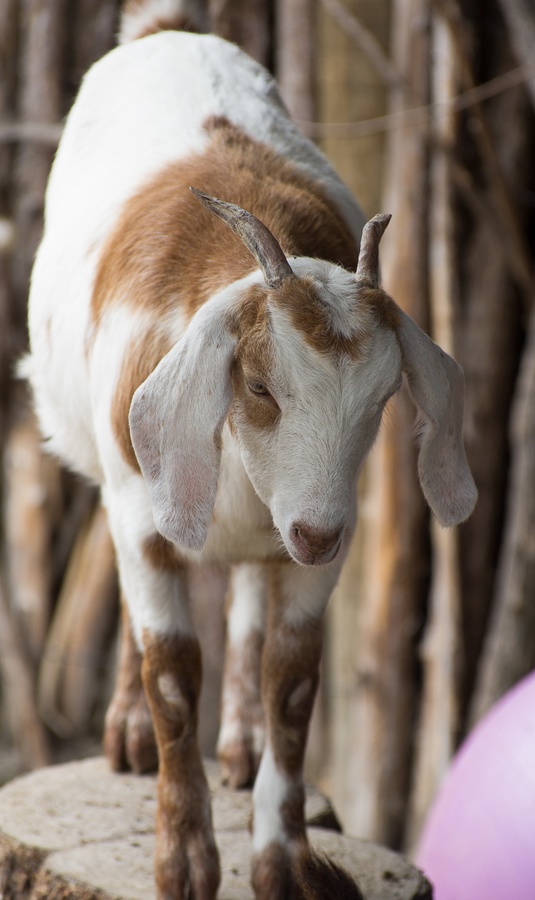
[416,671,535,900]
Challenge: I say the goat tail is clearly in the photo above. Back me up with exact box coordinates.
[118,0,208,44]
[293,845,364,900]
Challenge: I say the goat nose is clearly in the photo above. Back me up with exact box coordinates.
[290,522,343,565]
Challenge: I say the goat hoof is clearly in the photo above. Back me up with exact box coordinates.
[156,827,220,900]
[251,842,294,899]
[218,736,262,789]
[104,689,158,773]
[252,841,363,900]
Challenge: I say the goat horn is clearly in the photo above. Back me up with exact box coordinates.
[190,187,294,290]
[355,213,392,288]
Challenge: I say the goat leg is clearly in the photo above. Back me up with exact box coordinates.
[251,562,362,899]
[143,630,221,900]
[217,563,266,788]
[104,594,157,773]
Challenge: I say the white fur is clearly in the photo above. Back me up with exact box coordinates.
[227,564,267,645]
[252,745,292,852]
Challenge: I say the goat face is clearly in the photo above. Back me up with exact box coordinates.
[129,200,477,559]
[228,264,402,566]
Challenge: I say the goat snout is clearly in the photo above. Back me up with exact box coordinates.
[289,521,343,566]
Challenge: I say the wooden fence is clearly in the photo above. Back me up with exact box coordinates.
[1,0,534,856]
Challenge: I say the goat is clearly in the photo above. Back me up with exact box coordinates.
[24,1,477,897]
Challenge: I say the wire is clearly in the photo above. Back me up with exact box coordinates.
[299,61,535,138]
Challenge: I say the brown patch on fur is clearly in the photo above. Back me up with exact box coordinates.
[228,284,280,432]
[218,628,265,788]
[273,279,402,362]
[231,360,281,432]
[91,117,357,330]
[103,596,158,773]
[111,328,172,471]
[143,532,183,571]
[121,0,202,40]
[274,276,366,360]
[251,841,297,900]
[142,630,202,760]
[134,16,199,39]
[142,629,221,898]
[229,277,400,385]
[143,16,201,37]
[359,286,402,333]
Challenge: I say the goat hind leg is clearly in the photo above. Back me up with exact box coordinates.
[217,563,266,788]
[104,593,157,773]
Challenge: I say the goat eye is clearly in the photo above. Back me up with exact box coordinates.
[247,380,271,397]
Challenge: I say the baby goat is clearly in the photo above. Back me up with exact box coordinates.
[24,0,477,897]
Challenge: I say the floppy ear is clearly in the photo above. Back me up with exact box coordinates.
[397,309,477,526]
[129,300,237,549]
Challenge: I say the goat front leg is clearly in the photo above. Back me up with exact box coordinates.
[251,563,362,900]
[106,492,220,900]
[217,563,266,788]
[143,625,220,900]
[104,593,157,773]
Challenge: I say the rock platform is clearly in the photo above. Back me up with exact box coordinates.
[0,757,432,899]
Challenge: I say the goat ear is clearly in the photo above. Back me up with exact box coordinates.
[129,302,237,550]
[397,308,477,526]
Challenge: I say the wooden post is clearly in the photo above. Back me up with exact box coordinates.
[470,311,535,724]
[495,0,535,111]
[11,0,67,317]
[316,0,390,215]
[405,11,462,852]
[0,0,19,432]
[316,0,392,841]
[4,399,60,664]
[336,0,431,849]
[38,504,118,738]
[276,0,315,123]
[209,0,271,65]
[0,578,50,770]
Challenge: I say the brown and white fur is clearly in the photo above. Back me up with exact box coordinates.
[24,1,477,897]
